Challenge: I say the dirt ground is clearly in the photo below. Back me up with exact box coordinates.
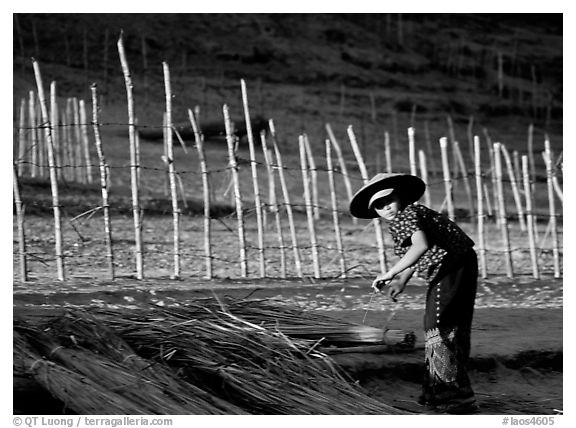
[13,274,563,415]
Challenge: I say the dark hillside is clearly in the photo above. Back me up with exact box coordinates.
[13,13,562,160]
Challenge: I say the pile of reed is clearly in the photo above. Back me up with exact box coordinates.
[14,296,408,415]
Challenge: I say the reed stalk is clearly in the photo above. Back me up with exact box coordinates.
[49,83,61,181]
[384,130,392,174]
[28,91,38,178]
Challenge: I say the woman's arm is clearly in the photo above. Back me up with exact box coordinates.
[387,230,429,277]
[372,230,428,291]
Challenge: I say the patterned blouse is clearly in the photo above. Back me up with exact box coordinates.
[388,204,475,282]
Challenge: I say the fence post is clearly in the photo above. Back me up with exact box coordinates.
[17,99,27,177]
[29,91,38,179]
[325,123,355,222]
[49,82,61,181]
[418,149,431,208]
[163,62,181,279]
[439,137,455,220]
[299,136,321,278]
[544,138,561,278]
[347,125,387,273]
[241,79,266,277]
[500,143,526,231]
[326,139,347,278]
[522,155,540,279]
[32,59,65,281]
[13,164,28,282]
[261,130,287,278]
[473,136,487,278]
[224,104,248,277]
[384,130,392,174]
[273,141,303,278]
[79,99,93,184]
[303,133,320,220]
[90,83,115,280]
[188,109,213,279]
[408,127,417,176]
[493,142,513,278]
[117,33,144,279]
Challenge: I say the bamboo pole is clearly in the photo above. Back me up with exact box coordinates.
[493,142,513,278]
[439,137,455,220]
[325,123,355,220]
[423,120,436,176]
[32,59,65,281]
[188,109,212,279]
[300,136,321,278]
[261,130,286,278]
[466,115,474,162]
[544,138,561,278]
[72,97,83,183]
[90,83,115,280]
[224,104,248,277]
[483,183,493,217]
[79,99,93,184]
[500,144,526,231]
[483,128,499,225]
[418,149,431,208]
[453,140,474,222]
[527,123,535,182]
[241,79,266,277]
[408,127,417,176]
[326,139,347,278]
[473,137,487,278]
[117,33,144,279]
[162,113,170,196]
[347,125,387,273]
[522,155,540,279]
[384,130,392,174]
[62,101,71,181]
[446,115,458,178]
[17,98,27,177]
[28,91,38,178]
[273,140,303,278]
[163,62,181,279]
[37,98,46,179]
[49,83,61,181]
[303,133,320,220]
[13,163,28,282]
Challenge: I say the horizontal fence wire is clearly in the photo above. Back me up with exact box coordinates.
[13,91,563,284]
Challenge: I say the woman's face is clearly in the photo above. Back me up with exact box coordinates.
[372,193,402,221]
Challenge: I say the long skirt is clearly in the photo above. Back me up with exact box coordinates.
[420,249,478,406]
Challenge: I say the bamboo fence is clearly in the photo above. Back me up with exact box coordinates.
[13,58,563,283]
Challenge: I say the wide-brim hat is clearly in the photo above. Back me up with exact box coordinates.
[349,173,425,219]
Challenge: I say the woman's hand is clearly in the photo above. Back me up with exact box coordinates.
[371,271,395,293]
[387,282,406,302]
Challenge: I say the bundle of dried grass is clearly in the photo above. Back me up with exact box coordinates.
[14,297,410,415]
